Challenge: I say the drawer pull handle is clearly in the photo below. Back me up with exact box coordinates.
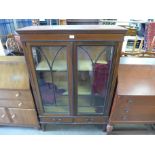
[86,118,94,122]
[15,92,20,97]
[11,114,16,119]
[18,102,23,107]
[122,116,127,120]
[1,114,5,118]
[58,118,62,121]
[124,108,129,113]
[128,99,133,104]
[69,35,75,39]
[125,110,129,113]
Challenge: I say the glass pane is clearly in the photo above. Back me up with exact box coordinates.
[77,45,114,115]
[32,46,69,114]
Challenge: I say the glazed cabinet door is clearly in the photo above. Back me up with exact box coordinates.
[74,42,115,115]
[27,42,73,115]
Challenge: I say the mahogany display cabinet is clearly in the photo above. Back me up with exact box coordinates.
[17,25,127,131]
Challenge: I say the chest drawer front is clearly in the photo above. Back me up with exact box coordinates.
[111,105,155,122]
[0,90,33,100]
[118,96,155,107]
[0,107,10,123]
[74,116,107,124]
[0,100,34,109]
[8,108,38,126]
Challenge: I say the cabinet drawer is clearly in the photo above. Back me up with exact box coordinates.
[22,33,124,42]
[8,108,38,126]
[74,116,107,124]
[0,107,10,123]
[118,96,155,107]
[0,100,34,109]
[40,117,73,123]
[111,105,155,122]
[0,90,33,100]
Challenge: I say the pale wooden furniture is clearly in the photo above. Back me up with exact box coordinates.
[0,56,39,128]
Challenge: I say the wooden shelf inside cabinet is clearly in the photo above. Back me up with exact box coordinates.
[44,105,96,114]
[36,60,67,71]
[39,81,91,96]
[36,60,107,71]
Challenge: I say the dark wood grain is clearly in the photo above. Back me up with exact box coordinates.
[17,25,127,34]
[109,57,155,130]
[19,33,125,42]
[118,60,155,96]
[18,25,126,130]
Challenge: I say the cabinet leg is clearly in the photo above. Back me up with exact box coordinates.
[151,124,155,130]
[106,124,113,133]
[41,124,46,131]
[35,125,41,130]
[102,124,107,132]
[145,124,153,131]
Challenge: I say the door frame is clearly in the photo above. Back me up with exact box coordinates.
[22,40,120,118]
[22,41,74,116]
[73,41,119,116]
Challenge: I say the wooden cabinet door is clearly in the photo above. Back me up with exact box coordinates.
[8,108,38,126]
[0,107,10,124]
[25,42,74,116]
[73,42,116,115]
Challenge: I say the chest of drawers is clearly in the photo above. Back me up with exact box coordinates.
[0,56,39,128]
[108,57,155,132]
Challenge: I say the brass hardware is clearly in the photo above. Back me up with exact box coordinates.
[122,115,128,120]
[128,99,133,104]
[52,118,56,121]
[69,35,75,39]
[15,92,20,97]
[11,114,16,119]
[124,108,129,113]
[86,118,94,122]
[18,102,22,107]
[1,114,5,118]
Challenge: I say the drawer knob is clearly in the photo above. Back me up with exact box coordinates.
[128,99,133,104]
[125,110,129,113]
[122,116,128,120]
[124,108,129,113]
[15,92,20,97]
[18,102,23,107]
[11,114,16,119]
[86,118,94,122]
[1,114,5,118]
[69,35,75,39]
